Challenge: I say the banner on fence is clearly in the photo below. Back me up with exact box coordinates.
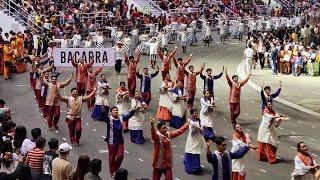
[53,48,115,67]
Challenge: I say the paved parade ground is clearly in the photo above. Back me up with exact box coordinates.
[1,34,320,180]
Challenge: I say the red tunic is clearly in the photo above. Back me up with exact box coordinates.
[86,66,103,91]
[185,71,201,91]
[151,123,188,169]
[72,60,94,83]
[226,75,250,103]
[125,53,140,79]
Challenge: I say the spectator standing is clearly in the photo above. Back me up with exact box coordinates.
[52,143,73,180]
[43,138,59,180]
[26,137,46,179]
[13,125,27,154]
[72,155,90,180]
[83,159,103,180]
[20,128,41,156]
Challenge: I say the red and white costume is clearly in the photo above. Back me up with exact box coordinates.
[156,80,175,121]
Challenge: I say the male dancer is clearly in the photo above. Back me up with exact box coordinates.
[72,56,94,96]
[57,87,96,146]
[200,66,224,99]
[185,64,205,108]
[136,66,159,105]
[158,47,177,80]
[225,68,251,126]
[151,117,190,180]
[86,64,104,111]
[173,54,192,84]
[124,52,140,97]
[41,71,73,130]
[105,106,136,177]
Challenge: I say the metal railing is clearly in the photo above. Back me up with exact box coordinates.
[138,0,166,17]
[0,0,42,33]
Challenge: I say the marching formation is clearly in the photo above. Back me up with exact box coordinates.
[17,37,319,180]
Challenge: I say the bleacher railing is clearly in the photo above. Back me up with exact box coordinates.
[0,0,43,33]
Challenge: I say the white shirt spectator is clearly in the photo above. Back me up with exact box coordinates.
[114,46,125,60]
[20,139,36,156]
[72,34,81,47]
[244,47,254,59]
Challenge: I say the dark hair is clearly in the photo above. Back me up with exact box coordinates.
[71,87,77,92]
[74,155,91,180]
[203,89,211,95]
[48,138,59,149]
[31,128,41,140]
[90,159,102,174]
[114,168,128,180]
[188,65,194,69]
[233,123,241,130]
[0,99,5,106]
[129,56,134,60]
[143,67,148,71]
[13,126,27,149]
[1,140,13,168]
[297,142,304,152]
[120,81,126,86]
[177,58,182,61]
[214,136,226,145]
[1,121,12,133]
[231,75,238,79]
[263,86,271,91]
[35,137,46,149]
[206,68,212,72]
[157,121,166,130]
[110,106,118,112]
[190,108,198,114]
[101,73,106,77]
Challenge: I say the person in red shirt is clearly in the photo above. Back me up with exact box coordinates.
[124,52,140,97]
[158,47,177,80]
[86,64,104,111]
[173,54,192,85]
[72,56,94,96]
[150,117,190,180]
[185,63,205,108]
[225,68,251,126]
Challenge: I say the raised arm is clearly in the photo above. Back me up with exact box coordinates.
[158,49,163,59]
[56,90,68,103]
[82,88,96,102]
[169,119,190,138]
[183,54,192,66]
[59,73,73,88]
[173,56,178,67]
[271,81,282,98]
[135,51,141,63]
[71,56,77,67]
[195,63,205,75]
[124,53,129,65]
[94,64,104,76]
[122,110,135,121]
[230,146,249,159]
[169,47,177,59]
[214,67,224,79]
[151,66,160,78]
[136,67,142,79]
[150,118,160,142]
[39,74,48,87]
[240,73,251,86]
[225,69,232,87]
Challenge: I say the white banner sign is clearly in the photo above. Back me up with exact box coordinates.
[53,48,115,67]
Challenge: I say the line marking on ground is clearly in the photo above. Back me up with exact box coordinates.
[125,150,129,154]
[223,118,227,121]
[237,61,320,117]
[150,140,154,143]
[99,150,109,153]
[312,154,318,157]
[297,121,302,124]
[172,145,177,148]
[200,165,205,168]
[246,129,251,132]
[102,136,106,139]
[291,146,297,149]
[16,84,29,87]
[251,101,255,103]
[279,127,284,130]
[93,129,97,131]
[62,138,67,141]
[255,117,259,120]
[245,113,249,116]
[259,169,267,173]
[291,132,296,135]
[138,158,144,162]
[86,123,89,125]
[312,126,316,128]
[55,130,58,133]
[309,138,315,141]
[175,178,180,180]
[180,155,184,158]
